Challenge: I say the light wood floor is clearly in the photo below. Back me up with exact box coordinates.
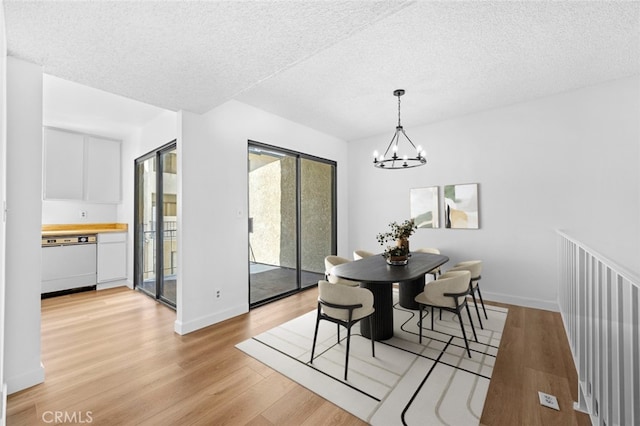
[7,286,590,425]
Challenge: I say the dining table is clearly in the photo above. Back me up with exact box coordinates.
[331,252,449,341]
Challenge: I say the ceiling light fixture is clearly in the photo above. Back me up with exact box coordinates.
[373,89,426,169]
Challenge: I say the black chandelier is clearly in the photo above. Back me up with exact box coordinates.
[373,89,426,169]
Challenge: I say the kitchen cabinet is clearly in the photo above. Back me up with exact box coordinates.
[86,136,121,203]
[97,232,127,283]
[43,127,122,203]
[43,128,85,200]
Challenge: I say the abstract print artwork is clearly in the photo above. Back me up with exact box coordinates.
[410,186,439,228]
[444,183,479,229]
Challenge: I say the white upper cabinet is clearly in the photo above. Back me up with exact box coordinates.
[85,136,121,203]
[43,127,122,203]
[43,128,85,200]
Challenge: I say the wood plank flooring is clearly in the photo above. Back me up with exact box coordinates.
[7,287,591,425]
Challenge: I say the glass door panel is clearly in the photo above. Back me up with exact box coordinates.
[134,141,177,307]
[300,158,334,288]
[160,148,177,304]
[136,156,156,298]
[248,142,336,306]
[248,147,298,305]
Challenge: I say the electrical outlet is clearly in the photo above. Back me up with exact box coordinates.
[216,289,221,299]
[538,391,560,411]
[79,210,87,219]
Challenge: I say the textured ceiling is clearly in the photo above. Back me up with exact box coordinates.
[4,1,639,141]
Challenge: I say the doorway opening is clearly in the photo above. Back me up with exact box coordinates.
[248,141,336,307]
[134,141,178,307]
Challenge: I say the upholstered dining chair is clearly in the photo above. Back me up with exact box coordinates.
[324,255,359,287]
[413,247,443,280]
[310,280,376,380]
[448,260,486,329]
[353,249,375,260]
[414,270,478,358]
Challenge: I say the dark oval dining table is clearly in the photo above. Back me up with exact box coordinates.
[331,252,449,341]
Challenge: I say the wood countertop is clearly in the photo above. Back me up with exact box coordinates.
[42,223,128,237]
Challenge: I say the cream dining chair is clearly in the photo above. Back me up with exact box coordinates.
[412,247,443,280]
[414,270,478,358]
[447,260,486,329]
[310,280,376,380]
[324,255,360,287]
[353,249,375,260]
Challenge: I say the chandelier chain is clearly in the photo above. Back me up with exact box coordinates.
[397,93,402,127]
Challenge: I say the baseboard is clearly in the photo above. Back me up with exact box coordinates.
[96,280,128,291]
[1,382,7,426]
[573,401,590,414]
[174,304,248,335]
[5,362,45,395]
[97,280,133,290]
[482,291,560,312]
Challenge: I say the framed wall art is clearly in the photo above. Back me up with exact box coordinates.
[410,186,439,228]
[444,183,479,229]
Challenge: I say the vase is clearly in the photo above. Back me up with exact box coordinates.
[396,238,410,254]
[387,255,409,266]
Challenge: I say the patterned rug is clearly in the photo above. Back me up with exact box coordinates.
[236,289,507,425]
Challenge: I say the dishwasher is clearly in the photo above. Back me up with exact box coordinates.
[41,235,97,295]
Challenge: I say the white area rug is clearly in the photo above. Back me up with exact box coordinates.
[237,290,507,425]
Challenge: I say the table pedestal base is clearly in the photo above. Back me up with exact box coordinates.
[398,276,426,310]
[359,282,393,341]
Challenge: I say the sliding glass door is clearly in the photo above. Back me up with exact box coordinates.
[300,158,335,288]
[248,142,336,306]
[134,142,177,307]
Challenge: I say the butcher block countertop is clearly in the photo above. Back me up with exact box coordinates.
[42,223,128,237]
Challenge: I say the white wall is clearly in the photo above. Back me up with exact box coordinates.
[175,100,348,334]
[4,57,44,393]
[0,2,7,419]
[348,76,640,310]
[119,110,177,286]
[42,201,118,224]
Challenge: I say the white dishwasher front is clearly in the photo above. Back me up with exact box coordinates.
[42,239,97,294]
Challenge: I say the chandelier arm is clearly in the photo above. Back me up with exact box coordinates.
[400,129,419,151]
[382,130,400,159]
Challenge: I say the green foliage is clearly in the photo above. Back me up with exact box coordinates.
[376,219,417,257]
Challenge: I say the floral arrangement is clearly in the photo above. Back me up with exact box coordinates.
[376,219,417,258]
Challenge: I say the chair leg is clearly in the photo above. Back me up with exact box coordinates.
[336,323,340,344]
[369,315,375,357]
[310,306,321,364]
[344,325,352,380]
[465,302,478,342]
[457,311,472,358]
[431,306,435,330]
[418,305,423,344]
[477,286,488,319]
[471,291,484,330]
